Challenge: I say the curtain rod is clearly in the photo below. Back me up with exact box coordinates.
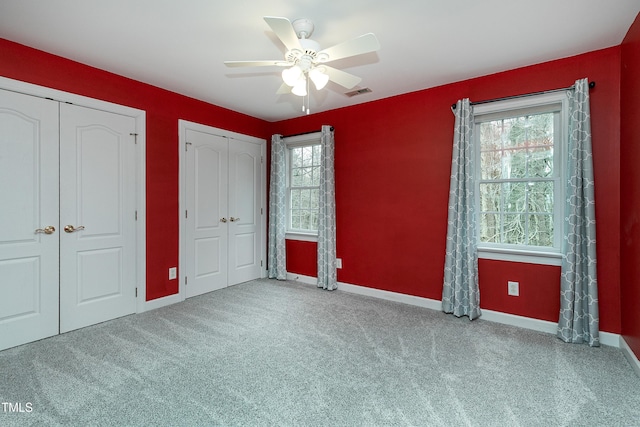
[282,126,334,139]
[450,81,596,110]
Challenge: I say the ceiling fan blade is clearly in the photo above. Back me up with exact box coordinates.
[276,82,292,95]
[317,33,380,63]
[264,16,302,52]
[224,60,290,67]
[322,66,362,89]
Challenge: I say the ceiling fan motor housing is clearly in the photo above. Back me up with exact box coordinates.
[292,18,314,39]
[286,38,323,69]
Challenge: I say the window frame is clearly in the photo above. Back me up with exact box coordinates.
[284,132,322,241]
[473,91,569,266]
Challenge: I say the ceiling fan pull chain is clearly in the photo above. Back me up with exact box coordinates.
[306,78,310,115]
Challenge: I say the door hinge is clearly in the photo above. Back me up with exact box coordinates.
[135,210,138,221]
[261,260,263,267]
[135,287,138,297]
[185,210,188,219]
[261,156,264,164]
[130,133,138,144]
[186,142,192,151]
[261,208,263,215]
[185,276,188,285]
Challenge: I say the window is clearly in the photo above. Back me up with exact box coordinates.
[474,92,568,264]
[285,132,322,239]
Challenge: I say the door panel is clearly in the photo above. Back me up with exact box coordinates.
[59,104,137,333]
[185,129,228,297]
[0,89,59,351]
[228,140,262,285]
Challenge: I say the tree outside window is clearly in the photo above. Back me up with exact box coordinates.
[289,144,321,232]
[478,112,556,248]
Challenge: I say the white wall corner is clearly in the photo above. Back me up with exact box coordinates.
[620,336,640,378]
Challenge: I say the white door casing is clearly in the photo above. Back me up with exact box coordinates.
[179,120,266,299]
[185,129,229,297]
[59,104,138,332]
[0,89,60,351]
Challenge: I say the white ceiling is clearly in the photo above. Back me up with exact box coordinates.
[1,0,639,122]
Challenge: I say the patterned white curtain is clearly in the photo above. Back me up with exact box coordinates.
[317,125,337,290]
[442,99,481,319]
[268,134,287,280]
[557,78,599,346]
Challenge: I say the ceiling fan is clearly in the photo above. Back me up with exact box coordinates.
[224,16,380,98]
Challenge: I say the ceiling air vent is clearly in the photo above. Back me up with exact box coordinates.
[345,88,372,97]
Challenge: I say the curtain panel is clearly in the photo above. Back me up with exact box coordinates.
[557,78,599,346]
[442,99,481,320]
[268,134,287,280]
[317,125,337,290]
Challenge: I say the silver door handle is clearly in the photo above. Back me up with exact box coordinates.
[220,218,227,223]
[64,225,85,233]
[229,217,240,222]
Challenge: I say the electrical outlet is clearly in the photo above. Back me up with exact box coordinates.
[169,267,177,280]
[508,281,519,296]
[336,258,342,269]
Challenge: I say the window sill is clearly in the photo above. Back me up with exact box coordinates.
[478,247,562,266]
[286,232,318,242]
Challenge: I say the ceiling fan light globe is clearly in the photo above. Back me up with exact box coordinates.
[292,78,307,96]
[282,66,302,87]
[309,68,329,90]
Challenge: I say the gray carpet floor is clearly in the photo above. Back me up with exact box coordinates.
[1,278,639,426]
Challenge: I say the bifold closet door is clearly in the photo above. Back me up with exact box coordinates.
[0,90,139,351]
[59,103,138,333]
[0,90,60,351]
[184,128,262,298]
[185,129,229,297]
[227,139,262,286]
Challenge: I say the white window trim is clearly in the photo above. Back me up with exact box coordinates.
[285,232,318,242]
[284,132,321,241]
[473,91,569,266]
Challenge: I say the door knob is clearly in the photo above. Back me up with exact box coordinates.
[229,217,240,222]
[220,218,227,223]
[35,226,56,235]
[64,225,85,233]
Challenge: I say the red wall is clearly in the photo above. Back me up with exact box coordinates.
[273,47,622,333]
[621,14,640,358]
[0,39,271,301]
[0,37,627,337]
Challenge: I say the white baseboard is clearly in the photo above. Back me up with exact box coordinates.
[620,336,640,377]
[338,282,443,311]
[599,331,620,348]
[286,272,317,285]
[285,274,621,348]
[480,309,558,334]
[142,292,184,312]
[480,309,620,348]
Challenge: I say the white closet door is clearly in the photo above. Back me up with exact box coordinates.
[0,89,60,351]
[228,139,262,286]
[185,128,229,297]
[59,103,137,333]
